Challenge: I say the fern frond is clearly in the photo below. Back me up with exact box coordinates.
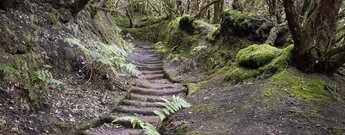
[112,116,142,128]
[154,96,191,122]
[141,122,160,135]
[113,116,161,135]
[0,64,16,74]
[32,70,62,86]
[154,110,166,120]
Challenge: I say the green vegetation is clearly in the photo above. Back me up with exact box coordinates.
[219,44,294,83]
[223,10,255,28]
[236,44,281,69]
[113,96,191,135]
[264,69,334,103]
[176,123,190,135]
[65,37,139,76]
[154,96,191,121]
[154,42,169,53]
[0,117,5,129]
[187,81,207,96]
[113,116,160,135]
[192,102,218,113]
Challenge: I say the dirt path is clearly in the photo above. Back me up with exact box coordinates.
[83,42,187,135]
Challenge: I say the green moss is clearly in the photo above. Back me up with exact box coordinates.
[176,124,190,135]
[241,101,251,113]
[206,25,220,41]
[123,20,169,42]
[236,44,281,69]
[74,123,90,130]
[0,117,5,129]
[220,64,261,82]
[265,69,333,103]
[330,127,345,135]
[193,102,219,113]
[154,42,169,53]
[187,81,207,96]
[262,89,275,102]
[223,10,254,27]
[219,45,294,83]
[265,45,294,72]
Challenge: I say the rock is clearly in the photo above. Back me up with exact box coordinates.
[236,44,281,69]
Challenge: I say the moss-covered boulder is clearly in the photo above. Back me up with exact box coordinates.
[236,44,281,69]
[217,10,273,42]
[220,44,294,83]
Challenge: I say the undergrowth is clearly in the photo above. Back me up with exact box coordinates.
[112,96,191,135]
[64,37,140,76]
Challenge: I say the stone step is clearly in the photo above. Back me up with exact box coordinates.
[116,105,163,115]
[132,79,181,89]
[134,49,155,53]
[136,46,155,49]
[137,65,162,71]
[140,74,165,80]
[150,79,172,84]
[140,70,164,75]
[129,93,174,102]
[135,63,163,67]
[113,116,161,128]
[130,86,187,96]
[83,129,144,135]
[122,99,164,108]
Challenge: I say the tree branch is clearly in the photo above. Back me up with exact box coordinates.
[326,45,345,58]
[195,0,220,19]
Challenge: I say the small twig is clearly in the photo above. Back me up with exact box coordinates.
[101,91,108,105]
[83,63,94,85]
[325,85,343,102]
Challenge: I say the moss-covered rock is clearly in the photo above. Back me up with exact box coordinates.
[218,10,273,42]
[219,44,294,83]
[264,68,334,103]
[236,44,281,69]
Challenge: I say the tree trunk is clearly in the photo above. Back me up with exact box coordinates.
[283,0,344,73]
[71,0,90,17]
[0,0,13,11]
[232,0,242,11]
[213,0,224,23]
[195,0,219,19]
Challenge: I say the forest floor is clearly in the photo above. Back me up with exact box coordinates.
[168,69,345,135]
[0,75,123,134]
[0,29,344,134]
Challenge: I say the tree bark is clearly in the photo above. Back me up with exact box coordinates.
[283,0,343,73]
[232,0,243,11]
[0,0,13,11]
[213,0,224,23]
[71,0,90,17]
[195,0,219,19]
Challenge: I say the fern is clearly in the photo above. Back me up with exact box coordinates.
[32,70,62,85]
[0,64,17,77]
[32,70,64,92]
[112,116,160,135]
[112,96,191,135]
[154,95,191,121]
[28,87,38,101]
[192,45,207,54]
[123,63,140,76]
[64,37,140,76]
